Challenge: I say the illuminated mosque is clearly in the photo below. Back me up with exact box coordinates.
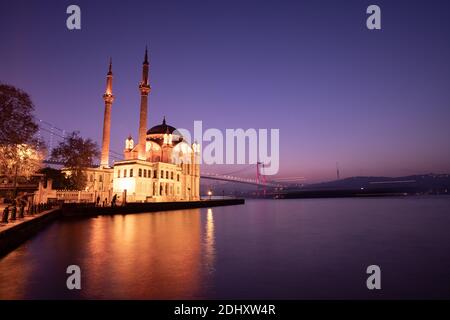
[88,49,200,203]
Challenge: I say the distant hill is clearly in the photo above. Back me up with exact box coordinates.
[277,174,450,199]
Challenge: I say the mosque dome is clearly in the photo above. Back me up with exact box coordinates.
[147,117,177,135]
[146,117,183,147]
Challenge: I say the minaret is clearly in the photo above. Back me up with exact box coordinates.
[100,58,114,167]
[137,47,151,160]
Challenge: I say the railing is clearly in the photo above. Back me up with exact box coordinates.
[55,190,95,203]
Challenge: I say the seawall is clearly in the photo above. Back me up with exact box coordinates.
[0,208,62,257]
[61,198,245,216]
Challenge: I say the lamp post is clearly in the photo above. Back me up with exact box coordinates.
[13,163,19,199]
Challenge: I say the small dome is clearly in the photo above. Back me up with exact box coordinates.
[146,117,177,135]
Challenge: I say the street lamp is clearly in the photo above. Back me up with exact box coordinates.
[208,190,212,200]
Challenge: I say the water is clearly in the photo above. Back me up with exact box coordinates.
[1,197,450,299]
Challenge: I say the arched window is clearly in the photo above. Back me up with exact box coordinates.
[160,170,164,178]
[124,169,127,177]
[153,170,157,178]
[143,169,147,178]
[99,174,103,182]
[138,168,142,177]
[130,169,134,177]
[166,171,169,179]
[171,172,174,180]
[177,174,180,182]
[117,170,121,178]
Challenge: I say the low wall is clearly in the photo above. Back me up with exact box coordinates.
[61,198,245,217]
[0,208,62,257]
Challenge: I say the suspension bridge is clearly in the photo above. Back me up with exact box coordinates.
[201,163,283,188]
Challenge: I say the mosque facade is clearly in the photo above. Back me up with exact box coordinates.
[91,49,200,203]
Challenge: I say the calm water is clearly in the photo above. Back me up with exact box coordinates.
[1,197,450,299]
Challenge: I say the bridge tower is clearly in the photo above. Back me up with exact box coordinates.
[256,162,267,197]
[336,162,340,180]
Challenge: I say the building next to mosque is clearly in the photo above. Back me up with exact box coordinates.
[82,49,200,203]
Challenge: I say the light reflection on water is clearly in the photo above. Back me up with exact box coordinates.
[1,197,450,299]
[0,209,207,299]
[205,208,216,275]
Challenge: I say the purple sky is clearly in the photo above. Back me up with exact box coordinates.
[1,0,450,182]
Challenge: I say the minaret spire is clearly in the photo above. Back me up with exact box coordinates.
[137,47,151,160]
[105,57,113,95]
[140,46,150,86]
[101,58,115,167]
[144,46,148,64]
[108,57,112,74]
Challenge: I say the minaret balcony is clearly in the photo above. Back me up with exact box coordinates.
[103,93,115,103]
[139,83,151,95]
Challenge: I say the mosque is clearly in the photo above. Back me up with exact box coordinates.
[87,49,200,203]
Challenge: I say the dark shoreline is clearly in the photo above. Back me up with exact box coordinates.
[260,188,449,200]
